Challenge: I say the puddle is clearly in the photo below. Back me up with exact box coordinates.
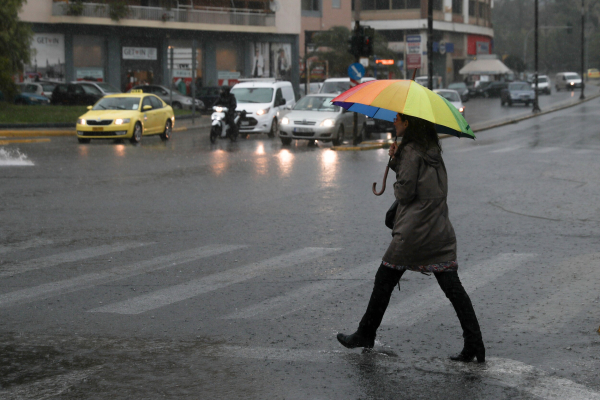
[0,148,34,166]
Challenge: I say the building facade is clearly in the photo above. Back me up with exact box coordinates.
[358,0,493,84]
[19,0,302,95]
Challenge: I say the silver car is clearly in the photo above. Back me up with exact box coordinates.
[131,84,203,110]
[278,94,365,146]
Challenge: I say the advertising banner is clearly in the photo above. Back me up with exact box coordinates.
[123,47,158,60]
[270,43,291,80]
[24,33,65,81]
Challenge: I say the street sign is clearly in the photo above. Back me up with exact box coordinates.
[406,35,422,70]
[348,63,365,81]
[439,41,446,55]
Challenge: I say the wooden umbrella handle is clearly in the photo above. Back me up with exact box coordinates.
[372,165,390,196]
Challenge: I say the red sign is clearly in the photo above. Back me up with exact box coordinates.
[376,59,395,65]
[467,35,492,55]
[406,54,421,70]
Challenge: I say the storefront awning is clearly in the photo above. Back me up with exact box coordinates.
[459,59,511,75]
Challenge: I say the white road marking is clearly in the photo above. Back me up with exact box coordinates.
[0,238,54,255]
[0,244,246,308]
[202,345,600,399]
[502,252,600,333]
[532,147,560,153]
[89,247,341,315]
[453,146,484,153]
[382,253,537,327]
[222,260,380,320]
[0,243,149,278]
[490,145,523,153]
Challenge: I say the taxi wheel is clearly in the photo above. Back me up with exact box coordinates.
[332,125,344,146]
[77,138,90,144]
[268,118,278,138]
[160,120,172,141]
[130,122,142,144]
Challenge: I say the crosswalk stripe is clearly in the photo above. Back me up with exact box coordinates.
[0,243,150,278]
[89,247,341,315]
[222,260,380,320]
[532,147,560,153]
[0,244,246,308]
[0,238,54,255]
[202,345,600,399]
[382,253,537,327]
[502,252,600,333]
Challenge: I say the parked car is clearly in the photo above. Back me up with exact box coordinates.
[319,77,375,94]
[434,89,465,116]
[587,68,600,79]
[555,72,582,91]
[17,82,56,100]
[477,81,508,98]
[13,84,51,105]
[531,75,551,95]
[232,80,296,137]
[299,82,323,97]
[73,81,122,96]
[365,117,394,137]
[501,82,535,107]
[278,94,365,146]
[446,82,469,102]
[51,83,103,106]
[195,86,221,110]
[130,85,203,110]
[76,90,174,144]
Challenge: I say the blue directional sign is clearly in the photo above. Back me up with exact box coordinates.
[348,63,365,80]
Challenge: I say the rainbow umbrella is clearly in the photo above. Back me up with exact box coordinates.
[332,79,475,139]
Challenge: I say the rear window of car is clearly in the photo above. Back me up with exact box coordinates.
[538,77,548,83]
[293,96,339,112]
[96,83,120,93]
[55,85,68,93]
[93,97,141,110]
[509,83,531,91]
[436,91,460,102]
[20,84,38,93]
[565,73,579,80]
[81,84,102,95]
[42,84,56,92]
[448,83,466,90]
[231,87,274,103]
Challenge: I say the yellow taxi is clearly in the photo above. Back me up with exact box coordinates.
[76,90,175,144]
[588,68,600,79]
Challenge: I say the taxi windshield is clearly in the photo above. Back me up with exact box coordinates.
[93,97,141,110]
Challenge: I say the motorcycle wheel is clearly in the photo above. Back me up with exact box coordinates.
[210,126,219,143]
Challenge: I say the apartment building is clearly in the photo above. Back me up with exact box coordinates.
[19,0,302,94]
[357,0,494,84]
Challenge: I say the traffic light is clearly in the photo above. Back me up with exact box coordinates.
[347,33,362,58]
[362,27,374,57]
[566,22,573,34]
[347,26,375,58]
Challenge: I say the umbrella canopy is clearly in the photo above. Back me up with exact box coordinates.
[332,80,475,139]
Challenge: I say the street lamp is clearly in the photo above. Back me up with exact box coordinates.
[580,0,585,100]
[533,0,540,112]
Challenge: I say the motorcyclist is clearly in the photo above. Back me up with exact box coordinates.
[214,85,238,136]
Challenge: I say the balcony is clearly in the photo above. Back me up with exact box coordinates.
[51,2,275,27]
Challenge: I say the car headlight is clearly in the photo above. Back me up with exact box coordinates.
[570,82,574,85]
[256,107,270,116]
[281,117,289,125]
[77,118,86,125]
[114,118,130,125]
[459,107,465,113]
[320,119,335,127]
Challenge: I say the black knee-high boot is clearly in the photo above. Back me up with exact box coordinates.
[435,271,485,362]
[337,264,403,349]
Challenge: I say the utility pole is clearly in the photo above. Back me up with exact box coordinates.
[191,39,196,124]
[353,0,361,145]
[580,0,585,100]
[533,0,541,112]
[427,0,433,90]
[169,46,174,108]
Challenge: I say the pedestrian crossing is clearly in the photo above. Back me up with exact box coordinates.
[1,238,599,398]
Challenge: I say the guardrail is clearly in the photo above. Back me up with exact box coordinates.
[51,2,275,26]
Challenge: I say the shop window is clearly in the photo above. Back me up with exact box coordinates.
[468,0,475,16]
[73,35,105,82]
[391,0,405,8]
[478,1,484,17]
[452,0,462,13]
[302,0,319,11]
[375,0,389,9]
[332,0,341,8]
[432,0,442,10]
[361,0,375,10]
[406,0,420,8]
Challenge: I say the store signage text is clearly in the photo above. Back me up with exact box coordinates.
[122,47,158,60]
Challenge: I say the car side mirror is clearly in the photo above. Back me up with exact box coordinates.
[278,98,286,106]
[143,105,152,111]
[87,106,92,110]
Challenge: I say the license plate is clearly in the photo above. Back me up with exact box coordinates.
[241,121,249,126]
[366,120,375,125]
[294,128,313,133]
[92,127,103,131]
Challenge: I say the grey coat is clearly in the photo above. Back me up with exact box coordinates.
[382,142,457,266]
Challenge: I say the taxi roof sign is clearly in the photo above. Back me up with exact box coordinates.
[130,89,144,93]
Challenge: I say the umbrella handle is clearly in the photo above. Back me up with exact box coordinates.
[372,165,390,196]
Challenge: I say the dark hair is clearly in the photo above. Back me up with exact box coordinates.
[398,114,442,154]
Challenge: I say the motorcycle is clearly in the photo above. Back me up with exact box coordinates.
[210,106,246,143]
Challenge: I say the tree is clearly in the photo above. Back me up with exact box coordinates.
[503,55,525,73]
[0,0,33,100]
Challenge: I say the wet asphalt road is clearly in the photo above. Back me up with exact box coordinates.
[1,95,600,399]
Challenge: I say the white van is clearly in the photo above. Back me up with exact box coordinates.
[319,77,376,94]
[555,72,582,91]
[231,80,296,137]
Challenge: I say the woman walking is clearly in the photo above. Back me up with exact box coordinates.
[336,113,485,363]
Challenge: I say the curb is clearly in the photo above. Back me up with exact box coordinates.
[0,126,190,138]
